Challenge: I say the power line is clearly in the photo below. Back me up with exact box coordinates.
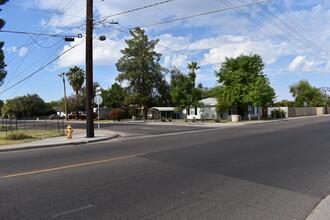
[0,30,69,38]
[100,1,275,68]
[103,0,272,36]
[249,0,326,54]
[139,0,272,29]
[239,0,325,55]
[4,41,68,99]
[219,0,319,58]
[25,34,64,48]
[4,4,85,18]
[98,0,174,23]
[106,25,221,68]
[4,36,55,52]
[100,0,273,66]
[0,43,79,95]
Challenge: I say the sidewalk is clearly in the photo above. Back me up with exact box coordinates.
[0,129,119,153]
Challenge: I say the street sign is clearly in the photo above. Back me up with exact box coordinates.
[94,95,103,105]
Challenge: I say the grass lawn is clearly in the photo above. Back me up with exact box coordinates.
[0,129,64,145]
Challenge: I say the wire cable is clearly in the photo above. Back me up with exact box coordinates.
[219,0,319,58]
[0,43,80,95]
[0,30,72,38]
[139,0,272,29]
[249,0,326,54]
[99,0,174,23]
[4,3,85,19]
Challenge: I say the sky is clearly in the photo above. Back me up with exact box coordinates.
[0,0,329,103]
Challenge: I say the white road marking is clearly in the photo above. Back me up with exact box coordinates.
[52,205,94,218]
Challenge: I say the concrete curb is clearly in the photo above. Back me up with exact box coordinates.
[306,195,330,220]
[0,134,119,153]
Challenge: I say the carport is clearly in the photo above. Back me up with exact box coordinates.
[148,107,177,119]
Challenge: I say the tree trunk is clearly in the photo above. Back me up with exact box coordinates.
[143,105,148,120]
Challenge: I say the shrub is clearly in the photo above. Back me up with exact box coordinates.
[168,118,172,122]
[279,109,286,118]
[192,117,196,122]
[214,118,221,123]
[185,119,188,122]
[271,109,286,119]
[109,108,126,121]
[6,133,32,140]
[161,118,166,122]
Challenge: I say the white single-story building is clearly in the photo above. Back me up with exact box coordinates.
[247,106,263,119]
[182,98,264,120]
[182,98,222,120]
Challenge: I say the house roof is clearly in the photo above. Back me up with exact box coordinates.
[148,107,176,112]
[201,98,217,106]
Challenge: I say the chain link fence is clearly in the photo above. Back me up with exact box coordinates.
[0,117,66,138]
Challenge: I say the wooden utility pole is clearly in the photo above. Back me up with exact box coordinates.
[86,0,94,137]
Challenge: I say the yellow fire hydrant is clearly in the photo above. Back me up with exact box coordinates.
[66,125,73,139]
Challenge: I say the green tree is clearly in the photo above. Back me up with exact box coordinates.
[116,27,167,119]
[2,94,47,118]
[102,83,125,108]
[65,66,85,119]
[215,54,275,117]
[0,99,3,115]
[200,87,213,99]
[2,99,15,117]
[289,80,327,107]
[170,67,202,111]
[153,75,171,106]
[273,99,296,107]
[186,61,200,87]
[0,0,9,86]
[216,93,232,116]
[23,94,47,116]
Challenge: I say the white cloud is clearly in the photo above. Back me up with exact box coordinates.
[326,59,330,71]
[288,56,306,71]
[57,37,126,68]
[288,55,326,72]
[18,47,28,56]
[5,46,17,53]
[203,39,285,66]
[29,0,330,99]
[163,54,188,69]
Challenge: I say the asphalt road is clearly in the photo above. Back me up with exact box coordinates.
[5,119,213,136]
[1,116,330,219]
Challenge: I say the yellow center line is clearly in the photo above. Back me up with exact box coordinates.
[1,153,147,179]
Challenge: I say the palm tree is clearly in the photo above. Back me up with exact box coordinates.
[65,66,85,119]
[186,61,200,87]
[58,73,68,120]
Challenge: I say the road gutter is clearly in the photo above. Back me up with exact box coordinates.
[306,195,330,220]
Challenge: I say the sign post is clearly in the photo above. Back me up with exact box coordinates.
[304,101,307,117]
[94,87,103,130]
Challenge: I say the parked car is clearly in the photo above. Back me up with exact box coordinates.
[49,114,64,120]
[67,113,76,119]
[78,113,86,120]
[67,113,97,120]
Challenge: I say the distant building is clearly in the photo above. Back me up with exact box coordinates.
[183,98,263,120]
[182,98,220,120]
[147,107,181,119]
